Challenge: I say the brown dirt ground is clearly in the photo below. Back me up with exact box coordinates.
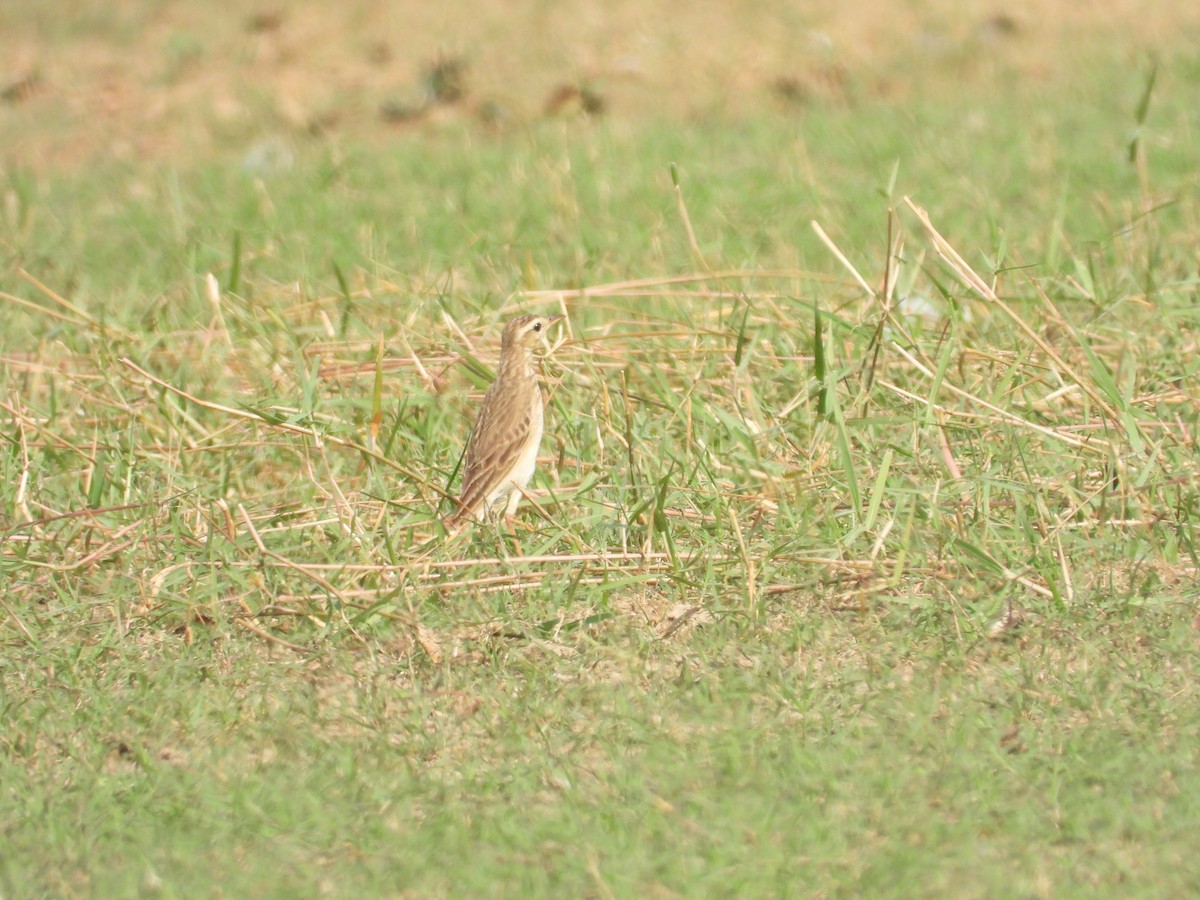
[2,0,1198,171]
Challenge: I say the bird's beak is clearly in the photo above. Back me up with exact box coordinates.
[542,314,566,351]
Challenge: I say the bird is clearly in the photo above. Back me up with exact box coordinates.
[445,313,564,532]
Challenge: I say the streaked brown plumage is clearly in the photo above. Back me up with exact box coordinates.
[445,314,564,531]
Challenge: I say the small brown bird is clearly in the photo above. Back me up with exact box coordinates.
[446,313,564,531]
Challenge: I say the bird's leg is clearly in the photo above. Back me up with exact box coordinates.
[508,534,525,556]
[482,513,511,560]
[502,491,524,555]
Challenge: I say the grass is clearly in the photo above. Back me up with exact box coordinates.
[4,5,1200,896]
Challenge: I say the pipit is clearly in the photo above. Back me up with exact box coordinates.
[445,313,564,532]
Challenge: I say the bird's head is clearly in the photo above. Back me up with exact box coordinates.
[501,313,565,351]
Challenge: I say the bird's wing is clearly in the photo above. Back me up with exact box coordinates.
[450,378,536,522]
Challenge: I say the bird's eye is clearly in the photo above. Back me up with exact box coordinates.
[533,322,542,331]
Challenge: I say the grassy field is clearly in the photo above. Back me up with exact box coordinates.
[4,2,1200,896]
